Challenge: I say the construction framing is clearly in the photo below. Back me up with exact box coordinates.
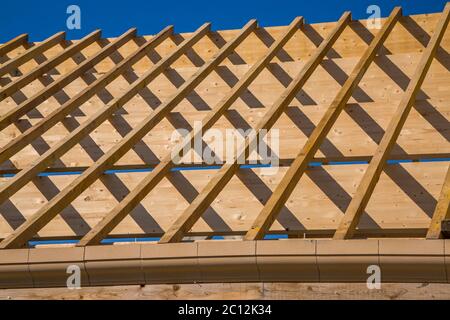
[0,3,449,289]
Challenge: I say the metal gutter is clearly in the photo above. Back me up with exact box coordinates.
[0,239,448,289]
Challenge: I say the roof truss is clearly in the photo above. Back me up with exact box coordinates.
[0,4,448,249]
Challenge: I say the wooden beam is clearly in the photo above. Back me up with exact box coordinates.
[0,150,445,176]
[0,34,28,57]
[2,283,450,300]
[158,12,352,244]
[334,3,450,240]
[0,31,65,77]
[0,227,434,242]
[427,165,450,239]
[0,25,177,212]
[244,7,402,241]
[77,16,306,246]
[0,30,103,103]
[0,21,258,249]
[0,29,115,129]
[0,27,150,165]
[0,11,445,251]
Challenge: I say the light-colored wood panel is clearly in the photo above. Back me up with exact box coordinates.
[0,32,65,78]
[0,51,447,171]
[0,10,446,245]
[2,40,449,119]
[78,16,307,246]
[0,34,28,58]
[0,161,446,239]
[2,282,450,300]
[427,164,450,238]
[0,98,446,171]
[334,4,450,239]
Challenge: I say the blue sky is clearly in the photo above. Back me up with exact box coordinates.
[0,0,448,42]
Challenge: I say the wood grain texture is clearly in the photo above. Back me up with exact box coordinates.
[78,17,304,246]
[244,7,403,240]
[0,30,101,104]
[0,21,260,249]
[159,13,351,244]
[0,161,446,240]
[0,32,65,78]
[0,34,28,57]
[334,3,450,240]
[427,164,450,238]
[0,9,447,245]
[0,25,177,214]
[0,56,448,172]
[1,282,450,300]
[0,27,161,166]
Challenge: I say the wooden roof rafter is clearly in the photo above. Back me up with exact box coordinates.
[0,33,29,57]
[0,31,65,78]
[0,30,102,103]
[0,26,151,164]
[244,7,403,241]
[0,20,258,249]
[0,24,198,212]
[157,12,352,244]
[77,15,305,246]
[427,164,450,239]
[0,4,446,250]
[0,29,138,130]
[334,3,450,240]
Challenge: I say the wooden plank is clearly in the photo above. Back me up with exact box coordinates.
[0,229,432,242]
[78,16,305,246]
[0,34,28,57]
[0,54,448,172]
[244,7,403,241]
[0,11,446,246]
[0,25,179,217]
[0,32,65,77]
[0,150,447,175]
[0,23,210,207]
[0,29,122,129]
[0,21,257,249]
[0,160,446,240]
[0,29,103,103]
[427,164,450,239]
[0,27,148,165]
[159,12,352,244]
[334,3,450,240]
[2,282,450,300]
